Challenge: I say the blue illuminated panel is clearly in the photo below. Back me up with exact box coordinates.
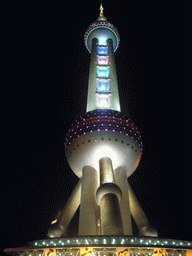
[97,80,110,91]
[97,67,109,77]
[97,46,108,55]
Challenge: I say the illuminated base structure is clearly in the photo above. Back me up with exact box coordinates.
[4,236,192,256]
[4,4,192,256]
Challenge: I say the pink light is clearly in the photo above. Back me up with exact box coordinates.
[97,55,109,65]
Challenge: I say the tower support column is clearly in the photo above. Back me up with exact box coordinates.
[96,157,124,235]
[107,38,120,112]
[78,166,99,236]
[114,167,133,235]
[128,182,158,237]
[48,178,81,238]
[86,38,98,112]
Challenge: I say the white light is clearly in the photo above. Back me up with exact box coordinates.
[99,98,108,108]
[99,38,106,45]
[94,146,118,167]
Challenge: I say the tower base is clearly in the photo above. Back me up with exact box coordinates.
[4,236,192,255]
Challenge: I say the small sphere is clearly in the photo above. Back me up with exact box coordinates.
[84,21,120,53]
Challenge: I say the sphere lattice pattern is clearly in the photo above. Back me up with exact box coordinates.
[64,110,143,151]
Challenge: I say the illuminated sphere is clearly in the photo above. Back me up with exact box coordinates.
[84,20,120,53]
[64,110,143,178]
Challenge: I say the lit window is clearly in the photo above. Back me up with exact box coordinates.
[99,98,108,108]
[97,80,110,91]
[97,67,109,77]
[96,94,111,109]
[97,55,109,65]
[97,46,108,55]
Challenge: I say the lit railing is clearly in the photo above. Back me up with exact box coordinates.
[30,236,191,249]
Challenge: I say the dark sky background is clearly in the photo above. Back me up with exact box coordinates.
[3,1,191,254]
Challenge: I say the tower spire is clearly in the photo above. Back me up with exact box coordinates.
[97,3,107,21]
[99,3,104,17]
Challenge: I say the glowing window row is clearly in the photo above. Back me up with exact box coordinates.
[96,45,110,108]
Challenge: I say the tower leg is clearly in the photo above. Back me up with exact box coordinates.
[96,157,124,235]
[48,178,81,238]
[78,166,99,236]
[128,182,158,237]
[114,167,133,235]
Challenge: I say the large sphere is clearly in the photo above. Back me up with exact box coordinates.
[84,21,120,52]
[65,110,143,178]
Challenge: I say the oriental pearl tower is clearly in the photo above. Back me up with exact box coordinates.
[48,4,158,238]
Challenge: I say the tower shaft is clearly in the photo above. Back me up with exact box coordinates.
[86,38,120,112]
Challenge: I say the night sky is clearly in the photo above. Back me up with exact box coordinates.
[3,1,191,254]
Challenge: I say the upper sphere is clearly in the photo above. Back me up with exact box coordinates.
[64,110,143,178]
[84,20,120,53]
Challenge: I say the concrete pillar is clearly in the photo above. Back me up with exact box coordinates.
[86,38,98,112]
[100,193,123,235]
[78,166,99,236]
[99,156,115,184]
[96,157,124,235]
[128,182,158,237]
[48,178,81,238]
[114,167,133,235]
[107,38,121,112]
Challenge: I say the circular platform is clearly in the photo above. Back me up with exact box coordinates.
[4,236,191,255]
[30,236,192,249]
